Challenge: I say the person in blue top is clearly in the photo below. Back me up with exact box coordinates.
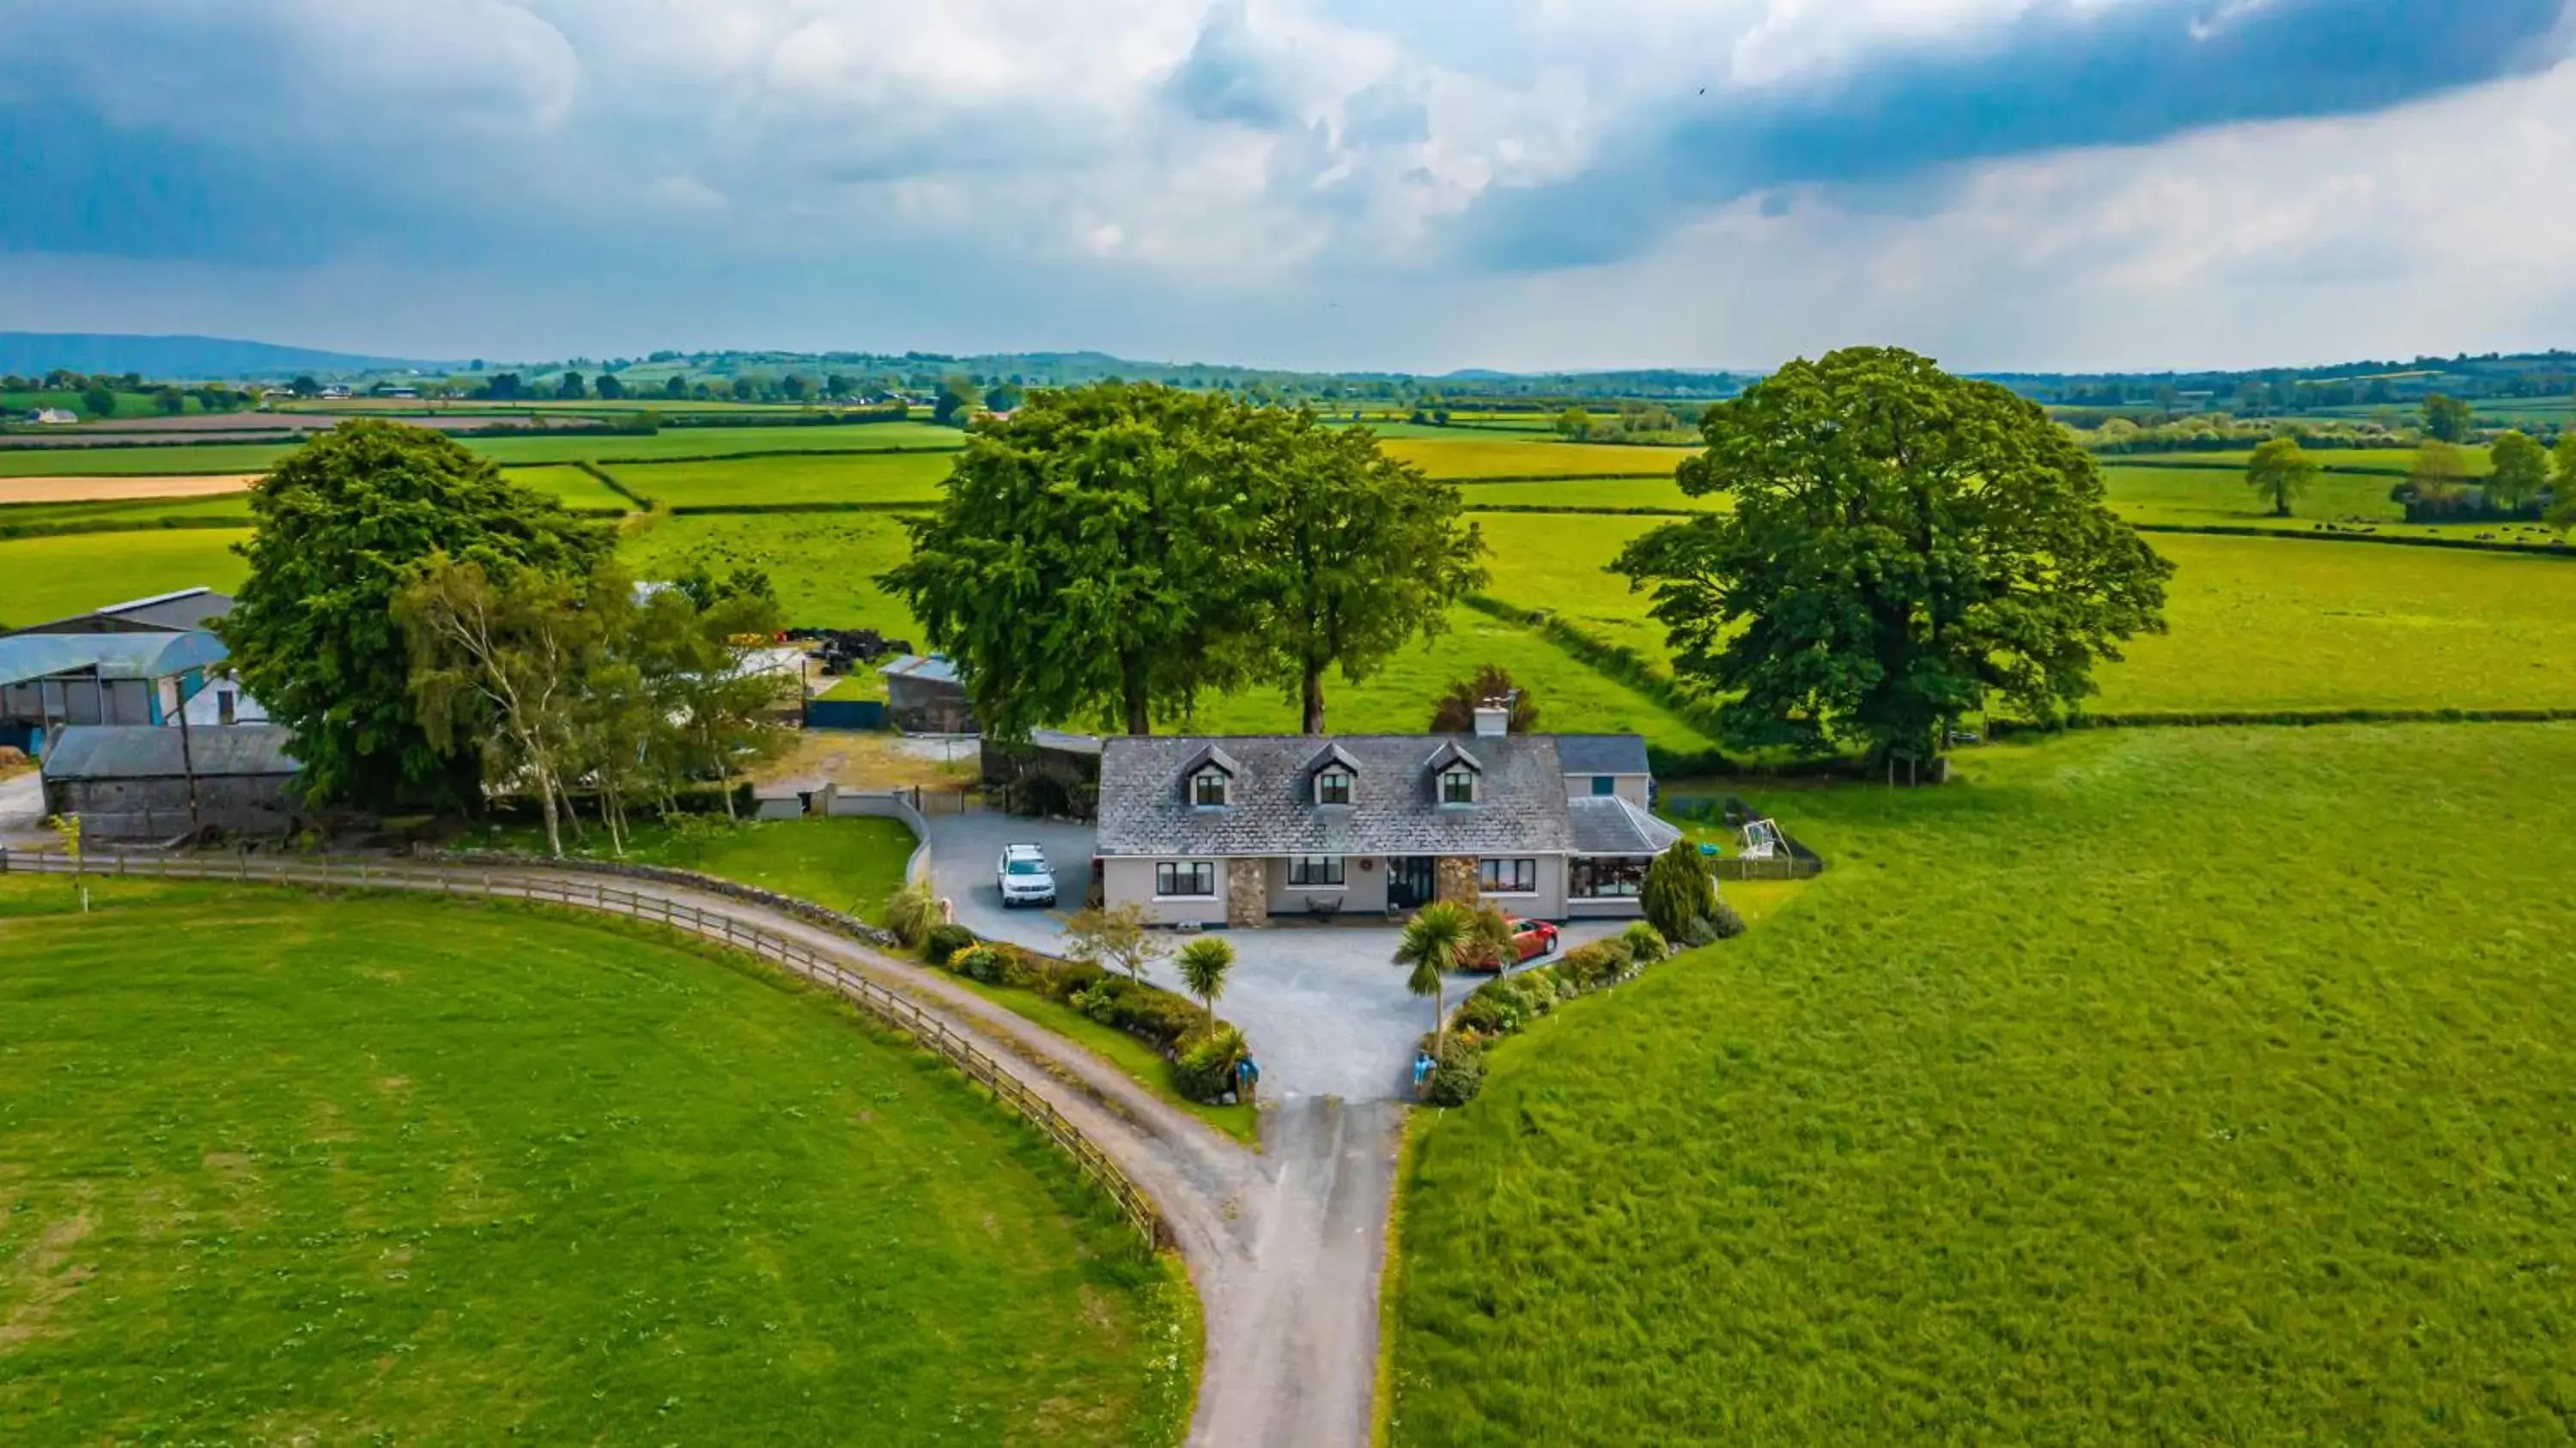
[1235,1055,1261,1104]
[1412,1050,1436,1096]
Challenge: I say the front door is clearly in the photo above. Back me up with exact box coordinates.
[1388,856,1437,910]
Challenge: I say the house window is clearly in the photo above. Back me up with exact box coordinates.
[1591,776,1616,796]
[1440,768,1477,805]
[1571,856,1649,898]
[217,690,237,727]
[1315,769,1352,806]
[1191,770,1229,807]
[1479,858,1538,894]
[1156,861,1217,897]
[1288,855,1345,887]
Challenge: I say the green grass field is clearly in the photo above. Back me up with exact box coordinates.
[0,879,1188,1444]
[611,450,954,508]
[0,493,257,531]
[2099,533,2576,713]
[496,464,632,511]
[623,514,923,633]
[477,423,965,465]
[0,443,295,478]
[1181,601,1717,751]
[2100,463,2406,525]
[0,528,251,625]
[470,815,916,920]
[1382,437,1686,479]
[1467,512,2576,715]
[1389,722,2576,1445]
[2117,447,2489,475]
[1457,477,1712,511]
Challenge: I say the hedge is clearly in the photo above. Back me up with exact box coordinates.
[666,501,935,518]
[2129,522,2572,557]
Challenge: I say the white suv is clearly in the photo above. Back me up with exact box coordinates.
[996,843,1057,908]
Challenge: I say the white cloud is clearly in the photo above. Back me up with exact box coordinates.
[2,0,2569,368]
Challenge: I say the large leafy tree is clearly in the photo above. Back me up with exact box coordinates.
[221,422,609,809]
[2486,429,2549,510]
[1247,412,1486,733]
[1616,347,2172,763]
[2244,435,2318,518]
[881,383,1270,737]
[2421,393,2476,444]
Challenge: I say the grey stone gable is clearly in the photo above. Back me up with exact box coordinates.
[1097,733,1582,859]
[1556,734,1651,777]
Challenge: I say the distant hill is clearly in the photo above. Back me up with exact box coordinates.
[0,332,446,380]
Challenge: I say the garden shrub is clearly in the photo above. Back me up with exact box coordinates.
[922,922,975,967]
[1557,942,1627,991]
[951,944,1028,987]
[1023,953,1107,1002]
[882,880,939,948]
[1172,1025,1250,1104]
[1619,922,1668,963]
[1066,975,1202,1051]
[1425,1037,1486,1107]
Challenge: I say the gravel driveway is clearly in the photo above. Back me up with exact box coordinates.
[922,807,1624,1099]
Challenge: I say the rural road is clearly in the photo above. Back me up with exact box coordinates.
[24,853,1401,1448]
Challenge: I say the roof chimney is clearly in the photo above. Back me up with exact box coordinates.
[1472,704,1510,739]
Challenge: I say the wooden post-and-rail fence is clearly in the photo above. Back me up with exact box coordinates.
[0,846,1168,1250]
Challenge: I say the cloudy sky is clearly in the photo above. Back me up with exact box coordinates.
[2,0,2571,373]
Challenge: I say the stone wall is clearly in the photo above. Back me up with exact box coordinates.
[1435,855,1479,906]
[1225,857,1269,928]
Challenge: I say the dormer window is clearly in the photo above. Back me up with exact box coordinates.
[1179,743,1240,809]
[1315,769,1352,806]
[1303,742,1362,807]
[1425,739,1483,806]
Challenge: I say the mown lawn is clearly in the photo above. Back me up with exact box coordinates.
[471,814,918,921]
[0,493,258,531]
[0,527,251,626]
[1388,723,2576,1445]
[0,879,1191,1444]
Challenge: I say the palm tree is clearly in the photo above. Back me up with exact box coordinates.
[1176,935,1236,1031]
[1394,901,1473,1056]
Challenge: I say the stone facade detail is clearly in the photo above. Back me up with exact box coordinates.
[1435,855,1479,906]
[1226,857,1270,928]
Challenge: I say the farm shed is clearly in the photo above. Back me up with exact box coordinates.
[880,654,975,734]
[39,723,305,841]
[0,630,230,756]
[981,728,1103,818]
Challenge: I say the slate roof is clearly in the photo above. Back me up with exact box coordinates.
[0,630,229,689]
[1555,734,1652,776]
[40,724,301,781]
[1567,796,1684,855]
[1097,733,1583,859]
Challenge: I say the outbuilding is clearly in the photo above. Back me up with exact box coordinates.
[39,723,306,841]
[879,654,975,734]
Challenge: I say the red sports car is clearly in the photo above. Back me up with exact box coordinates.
[1509,918,1559,962]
